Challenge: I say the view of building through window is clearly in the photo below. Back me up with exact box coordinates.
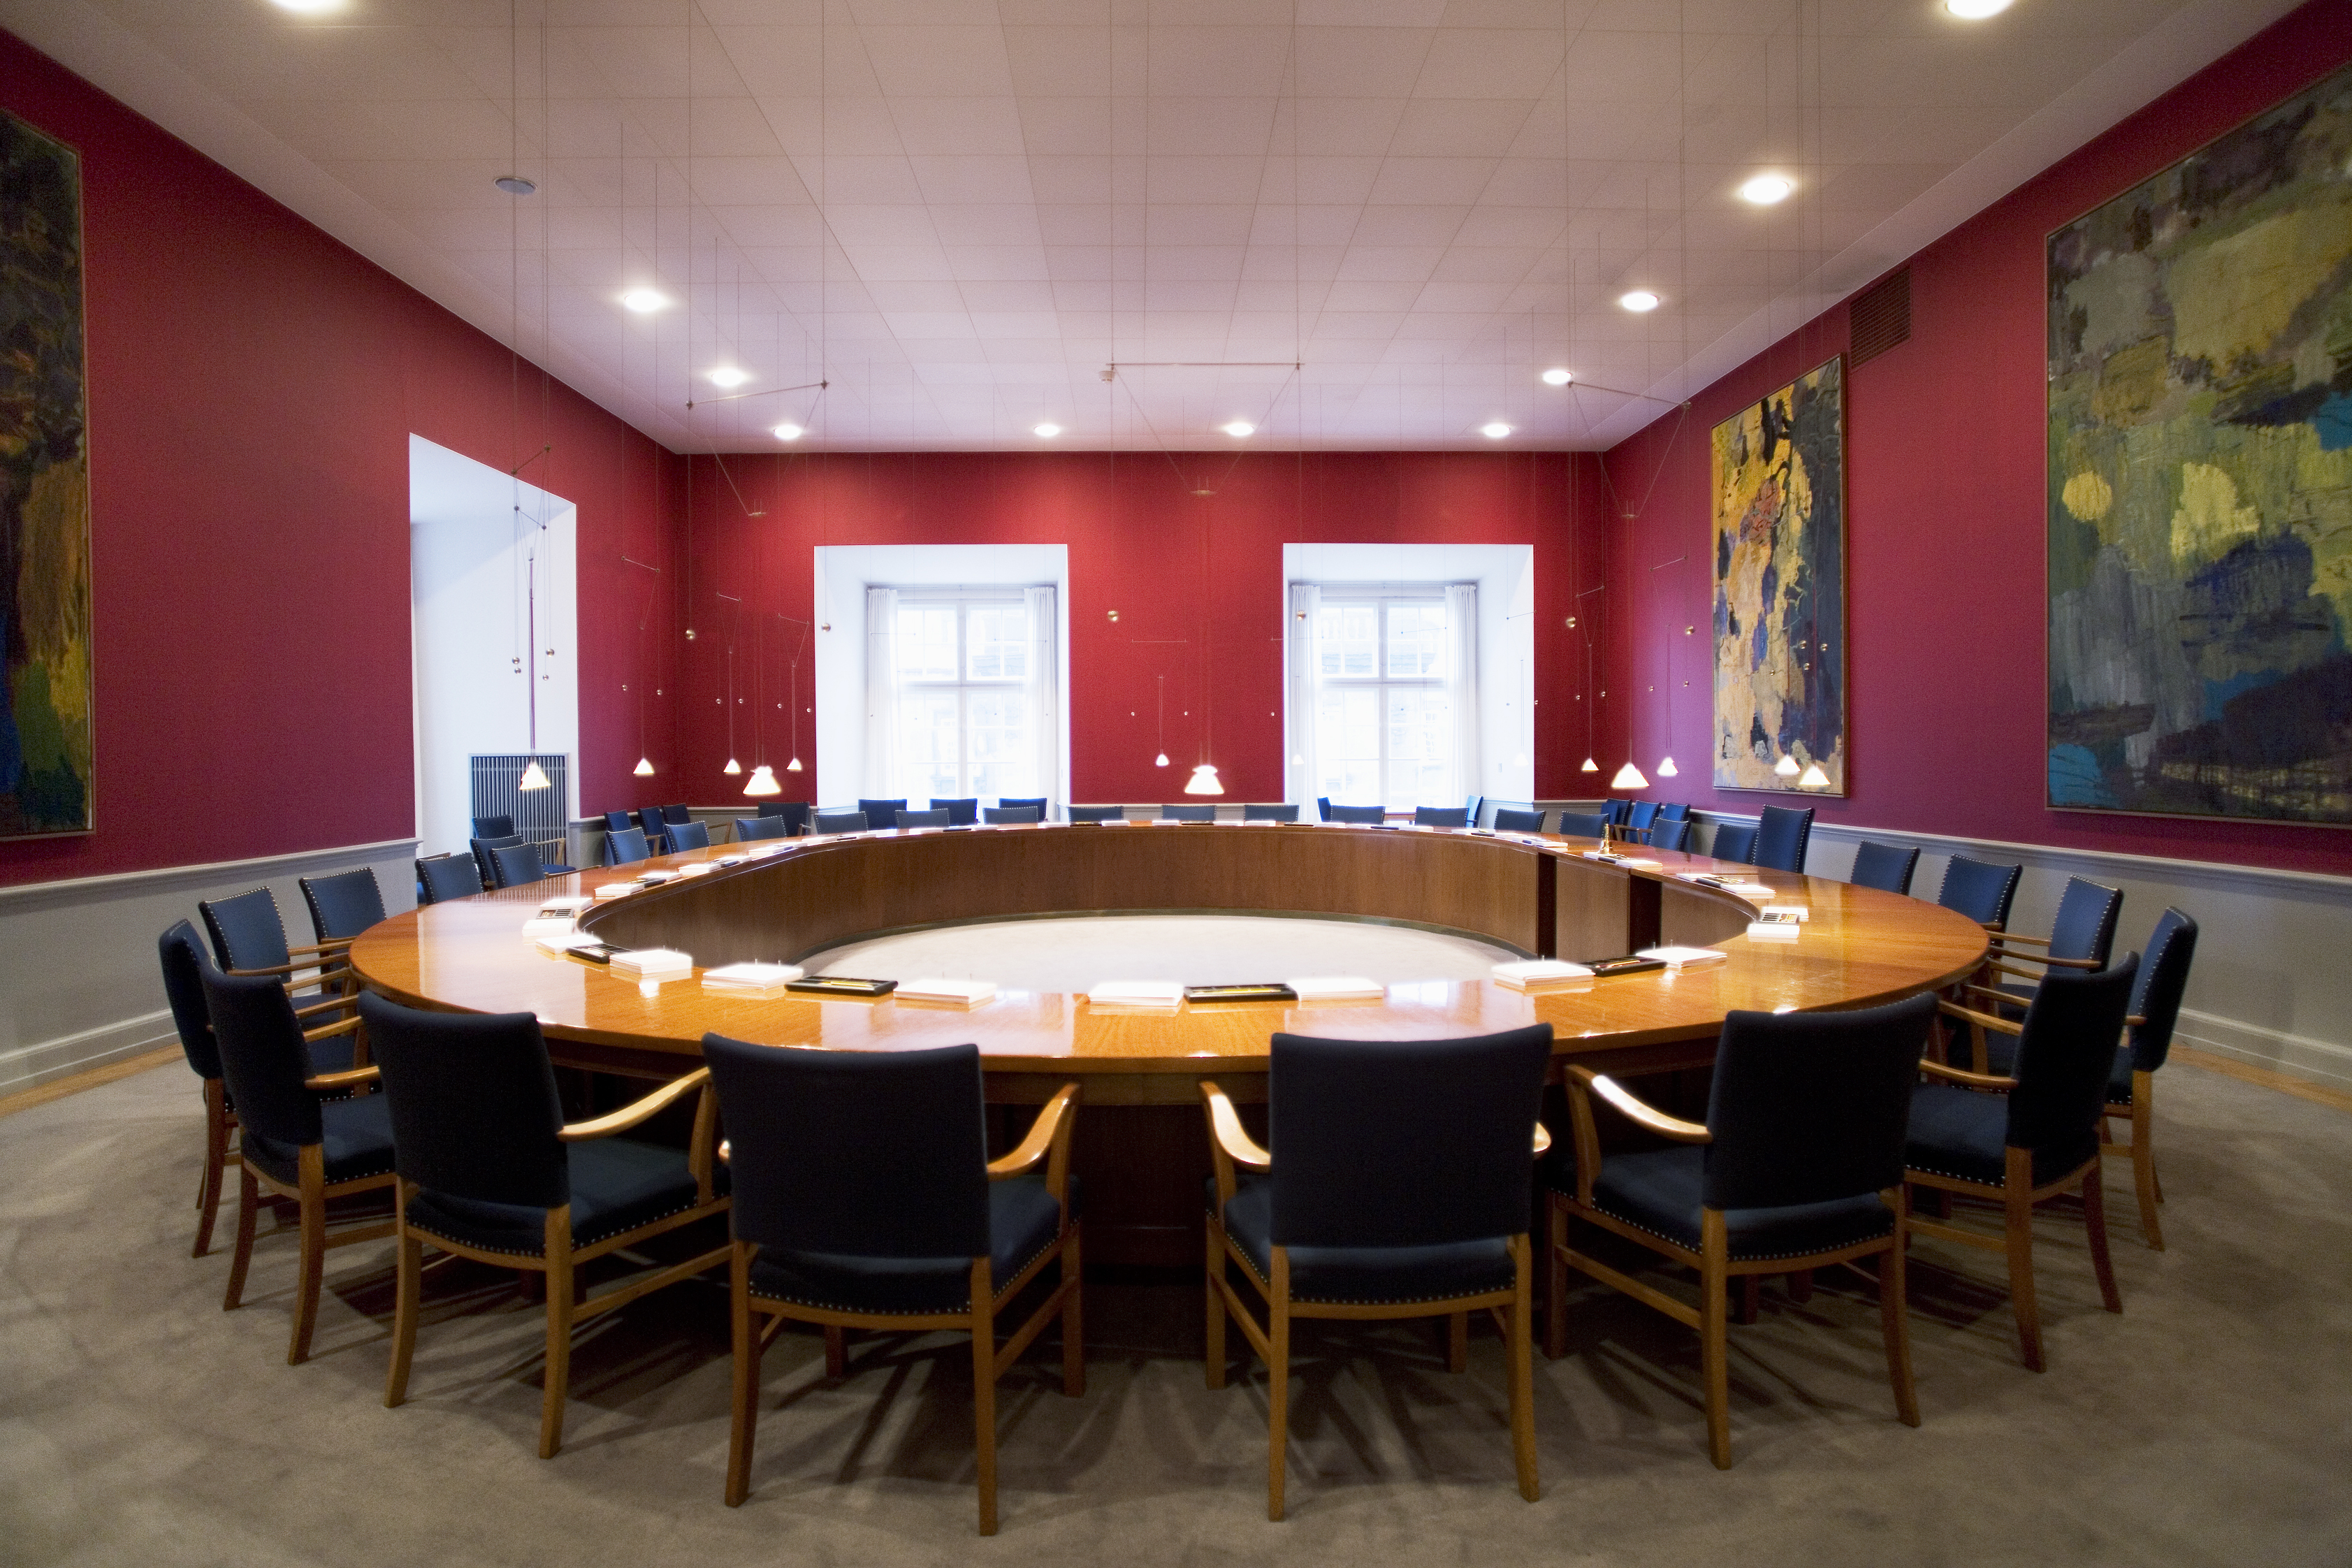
[893,595,1036,801]
[1309,595,1458,813]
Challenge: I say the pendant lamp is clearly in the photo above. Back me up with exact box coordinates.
[1798,762,1830,790]
[723,757,742,775]
[633,755,655,776]
[1184,764,1224,796]
[1610,761,1648,790]
[1155,753,1170,768]
[1656,756,1678,778]
[1775,754,1800,778]
[785,756,802,772]
[743,764,781,797]
[1581,756,1599,773]
[518,760,551,791]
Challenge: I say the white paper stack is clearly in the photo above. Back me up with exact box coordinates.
[702,961,805,996]
[637,868,679,884]
[714,854,748,867]
[898,977,998,1006]
[536,896,594,918]
[1636,945,1727,968]
[1101,817,1131,825]
[609,948,693,981]
[678,862,713,877]
[1581,850,1662,869]
[1674,871,1777,901]
[535,930,604,957]
[1087,979,1184,1009]
[1747,919,1802,941]
[593,882,641,899]
[1491,959,1596,991]
[1286,975,1384,1002]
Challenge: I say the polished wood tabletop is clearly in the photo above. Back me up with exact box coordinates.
[351,820,1989,1102]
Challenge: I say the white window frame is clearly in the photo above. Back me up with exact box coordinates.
[884,588,1040,801]
[1293,581,1478,814]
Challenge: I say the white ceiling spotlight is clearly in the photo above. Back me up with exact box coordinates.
[493,175,536,196]
[1619,290,1662,312]
[1481,422,1512,440]
[270,0,345,12]
[1945,0,2014,17]
[1541,368,1573,386]
[1033,422,1061,438]
[1738,174,1795,205]
[1221,421,1254,437]
[618,288,669,314]
[707,368,751,389]
[772,423,804,442]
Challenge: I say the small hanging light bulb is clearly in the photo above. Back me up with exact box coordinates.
[1657,755,1679,778]
[518,760,551,791]
[633,756,655,776]
[1610,761,1649,790]
[1184,764,1224,796]
[1580,757,1600,773]
[785,756,803,773]
[1155,752,1170,768]
[723,757,743,776]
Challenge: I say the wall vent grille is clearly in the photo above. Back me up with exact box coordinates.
[1848,268,1911,368]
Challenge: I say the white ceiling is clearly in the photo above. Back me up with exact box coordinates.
[3,0,2303,451]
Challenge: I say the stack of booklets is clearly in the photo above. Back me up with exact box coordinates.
[534,930,604,957]
[1286,975,1384,1002]
[1581,850,1662,869]
[1491,959,1595,991]
[1635,945,1727,968]
[593,882,640,899]
[521,896,593,936]
[637,868,679,884]
[678,862,713,877]
[896,977,998,1006]
[713,853,748,867]
[1087,979,1184,1010]
[1674,871,1776,901]
[1748,909,1804,940]
[609,948,693,981]
[701,961,805,998]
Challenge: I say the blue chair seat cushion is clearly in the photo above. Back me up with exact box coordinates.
[402,1137,711,1257]
[1905,1084,2097,1189]
[1559,1146,1894,1263]
[242,1091,397,1187]
[746,1175,1072,1316]
[1212,1175,1515,1306]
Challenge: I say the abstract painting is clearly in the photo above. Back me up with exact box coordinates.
[2047,61,2352,825]
[1711,355,1846,794]
[0,111,93,837]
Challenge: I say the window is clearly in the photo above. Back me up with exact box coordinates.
[871,588,1057,802]
[1291,584,1477,813]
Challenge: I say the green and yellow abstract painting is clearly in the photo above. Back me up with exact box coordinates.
[2047,62,2352,824]
[0,112,92,838]
[1712,356,1845,794]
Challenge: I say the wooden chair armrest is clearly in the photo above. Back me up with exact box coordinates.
[2125,1015,2146,1028]
[1532,1121,1552,1155]
[1989,931,2049,948]
[288,938,355,958]
[292,993,359,1020]
[231,958,350,980]
[302,1015,362,1043]
[558,1068,711,1141]
[1565,1065,1711,1144]
[1919,1057,2017,1091]
[688,1081,721,1201]
[1938,998,2024,1038]
[988,1082,1081,1179]
[305,1064,380,1091]
[1201,1083,1271,1170]
[1982,958,2050,985]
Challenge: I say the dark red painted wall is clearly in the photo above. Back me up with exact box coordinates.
[1602,0,2352,877]
[0,31,682,887]
[669,450,1609,809]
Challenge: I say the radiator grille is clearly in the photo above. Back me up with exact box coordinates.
[1848,268,1911,368]
[470,754,569,856]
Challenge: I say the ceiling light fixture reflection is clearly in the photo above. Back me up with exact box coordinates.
[1944,0,2013,16]
[1738,175,1794,205]
[1481,422,1512,439]
[1775,754,1801,778]
[1799,763,1831,790]
[619,288,669,313]
[1619,290,1661,312]
[1033,423,1061,438]
[707,368,750,389]
[1541,368,1573,386]
[772,423,803,442]
[1221,421,1254,437]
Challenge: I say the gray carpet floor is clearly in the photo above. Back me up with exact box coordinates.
[3,1057,2348,1567]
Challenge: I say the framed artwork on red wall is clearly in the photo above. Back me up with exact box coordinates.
[0,110,94,838]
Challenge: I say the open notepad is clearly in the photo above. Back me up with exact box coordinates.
[1087,980,1184,1008]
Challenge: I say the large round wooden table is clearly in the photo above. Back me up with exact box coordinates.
[351,820,1988,1265]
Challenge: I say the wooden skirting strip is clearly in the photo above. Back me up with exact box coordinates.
[2175,1046,2352,1115]
[0,1047,179,1120]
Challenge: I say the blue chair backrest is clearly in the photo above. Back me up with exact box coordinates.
[200,964,321,1148]
[602,810,635,835]
[200,887,291,973]
[490,841,546,887]
[1657,803,1691,822]
[1243,803,1299,822]
[1316,796,1332,822]
[667,820,712,852]
[734,816,787,841]
[996,797,1048,821]
[1558,811,1607,839]
[636,808,669,848]
[1648,818,1692,852]
[471,834,526,888]
[1711,822,1758,863]
[1627,801,1660,832]
[983,805,1042,824]
[756,801,812,834]
[362,993,569,1207]
[159,920,223,1082]
[606,825,651,864]
[1752,805,1814,872]
[1414,806,1470,827]
[2008,954,2140,1159]
[1604,800,1633,826]
[1326,804,1384,824]
[1491,807,1546,833]
[1849,841,1919,895]
[662,803,691,824]
[1267,1026,1554,1249]
[2128,910,2198,1076]
[703,1035,992,1259]
[2047,876,2123,965]
[857,799,907,830]
[896,808,951,828]
[1706,994,1935,1210]
[471,815,515,840]
[930,797,980,825]
[300,868,385,944]
[1067,805,1125,823]
[815,810,869,834]
[1161,804,1216,821]
[418,855,483,904]
[1937,855,2022,929]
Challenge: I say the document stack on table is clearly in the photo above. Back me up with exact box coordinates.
[1086,980,1184,1011]
[702,961,805,998]
[609,948,693,982]
[896,977,998,1006]
[593,881,641,899]
[1490,959,1595,991]
[1635,945,1727,969]
[1673,870,1776,902]
[1286,975,1384,1002]
[521,895,593,936]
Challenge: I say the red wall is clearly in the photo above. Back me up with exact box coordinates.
[1602,0,2352,878]
[670,450,1609,809]
[0,31,683,887]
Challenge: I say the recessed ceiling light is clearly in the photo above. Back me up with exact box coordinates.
[619,288,669,314]
[1943,0,2012,16]
[1221,421,1254,437]
[1481,422,1512,440]
[708,368,750,389]
[1738,175,1794,205]
[1033,422,1061,438]
[1541,368,1573,386]
[773,423,804,442]
[1619,290,1662,312]
[493,175,537,196]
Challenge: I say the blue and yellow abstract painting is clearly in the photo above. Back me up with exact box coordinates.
[2047,62,2352,824]
[1712,356,1846,794]
[0,112,92,838]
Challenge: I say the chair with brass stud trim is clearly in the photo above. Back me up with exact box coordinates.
[733,815,788,842]
[1161,803,1217,821]
[1243,803,1300,822]
[1543,993,1935,1467]
[201,886,357,1016]
[2101,910,2198,1250]
[930,797,981,825]
[857,797,908,830]
[994,796,1048,822]
[416,854,484,905]
[606,825,652,864]
[1323,803,1384,824]
[813,809,869,834]
[1413,806,1470,827]
[983,805,1041,824]
[1491,807,1547,833]
[702,1036,1082,1534]
[895,807,952,828]
[666,819,712,852]
[1202,1024,1553,1519]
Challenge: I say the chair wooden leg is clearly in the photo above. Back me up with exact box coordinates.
[538,1209,574,1460]
[194,1081,229,1258]
[385,1198,421,1408]
[1205,1220,1228,1389]
[1544,1193,1568,1360]
[1060,1226,1084,1398]
[1507,1236,1539,1502]
[970,1259,999,1536]
[1734,1274,1760,1326]
[1880,1200,1919,1428]
[2132,1088,2165,1250]
[1700,1212,1732,1469]
[1447,1310,1469,1374]
[1268,1248,1291,1522]
[224,1164,259,1312]
[288,1148,327,1365]
[1787,1268,1814,1304]
[2082,1162,2123,1315]
[2003,1149,2044,1373]
[725,1244,760,1507]
[823,1326,848,1379]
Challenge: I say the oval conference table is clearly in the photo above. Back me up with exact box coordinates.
[352,820,1989,1265]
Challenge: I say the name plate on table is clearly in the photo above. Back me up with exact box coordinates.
[785,975,898,998]
[1585,956,1668,979]
[1182,982,1296,1003]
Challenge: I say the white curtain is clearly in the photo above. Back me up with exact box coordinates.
[863,586,899,799]
[1024,584,1059,813]
[1446,582,1480,807]
[1286,581,1321,806]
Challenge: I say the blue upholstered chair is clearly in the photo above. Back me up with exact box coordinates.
[471,832,526,887]
[1961,876,2124,1068]
[983,804,1041,824]
[298,868,385,946]
[471,814,515,840]
[605,825,652,864]
[1625,801,1660,835]
[995,797,1049,822]
[1657,802,1691,823]
[1557,811,1608,839]
[1751,805,1814,872]
[666,819,712,852]
[813,810,869,834]
[930,797,980,825]
[733,815,787,841]
[1544,993,1936,1467]
[1491,807,1547,833]
[602,809,635,836]
[2103,910,2198,1249]
[702,1036,1082,1532]
[1414,806,1470,827]
[1243,803,1299,822]
[1850,841,1919,895]
[1324,803,1384,824]
[896,807,952,828]
[1067,804,1126,823]
[1316,796,1331,822]
[1604,799,1634,827]
[200,887,356,1015]
[416,854,483,905]
[200,962,393,1365]
[857,798,908,830]
[490,841,550,888]
[1200,1024,1553,1518]
[1161,804,1216,821]
[635,807,669,852]
[755,800,811,835]
[160,920,244,1258]
[1907,954,2137,1371]
[662,802,690,824]
[1710,822,1758,863]
[363,994,729,1459]
[1648,818,1692,852]
[1936,855,2023,929]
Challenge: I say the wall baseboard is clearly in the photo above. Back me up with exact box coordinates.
[2173,1008,2352,1093]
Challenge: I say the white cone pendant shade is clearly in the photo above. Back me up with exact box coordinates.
[1155,753,1170,767]
[1184,764,1224,796]
[1798,763,1831,790]
[1774,754,1801,778]
[1656,756,1679,778]
[1580,757,1599,773]
[785,757,802,773]
[517,760,551,791]
[723,757,742,775]
[633,756,655,776]
[1610,762,1648,790]
[743,765,781,797]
